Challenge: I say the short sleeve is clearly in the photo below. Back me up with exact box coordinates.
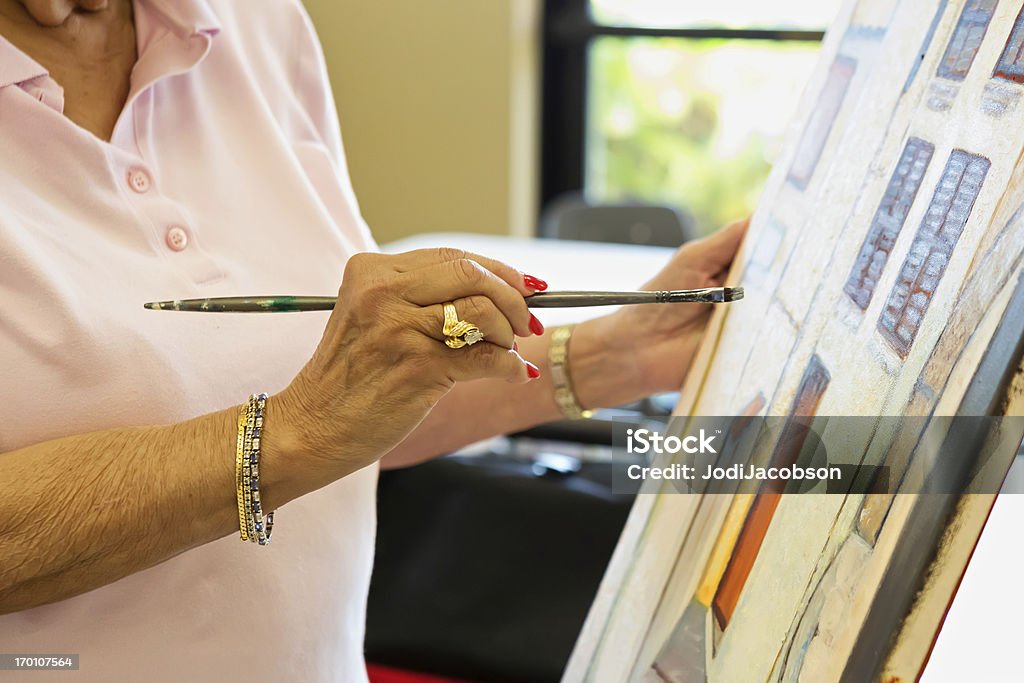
[286,2,378,252]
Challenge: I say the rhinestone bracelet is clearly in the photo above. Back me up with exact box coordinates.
[237,393,274,545]
[241,397,257,541]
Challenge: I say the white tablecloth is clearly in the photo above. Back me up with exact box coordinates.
[383,232,676,326]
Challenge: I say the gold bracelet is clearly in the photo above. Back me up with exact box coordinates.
[235,406,250,542]
[241,398,258,541]
[548,325,593,420]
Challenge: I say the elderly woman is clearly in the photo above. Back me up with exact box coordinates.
[0,0,745,680]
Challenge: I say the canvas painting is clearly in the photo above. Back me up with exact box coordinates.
[565,0,1024,681]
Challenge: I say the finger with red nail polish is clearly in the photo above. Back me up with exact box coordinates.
[529,314,545,336]
[524,274,548,292]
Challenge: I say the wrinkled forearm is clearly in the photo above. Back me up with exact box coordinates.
[0,397,327,614]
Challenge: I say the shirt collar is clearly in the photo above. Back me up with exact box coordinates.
[140,0,222,39]
[0,0,222,90]
[0,34,47,90]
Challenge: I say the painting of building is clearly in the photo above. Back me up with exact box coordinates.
[565,1,1024,681]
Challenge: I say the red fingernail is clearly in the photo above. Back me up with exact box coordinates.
[529,314,545,336]
[524,274,548,291]
[526,362,540,379]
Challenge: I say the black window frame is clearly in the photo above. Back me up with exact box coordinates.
[540,0,826,213]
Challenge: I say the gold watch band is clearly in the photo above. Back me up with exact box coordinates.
[548,325,593,420]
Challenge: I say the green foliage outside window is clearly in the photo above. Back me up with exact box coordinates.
[587,37,823,235]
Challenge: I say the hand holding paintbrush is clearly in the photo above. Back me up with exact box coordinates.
[145,219,748,409]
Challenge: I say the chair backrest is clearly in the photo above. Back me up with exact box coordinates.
[539,194,696,247]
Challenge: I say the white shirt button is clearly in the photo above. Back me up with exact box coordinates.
[127,167,152,194]
[165,226,189,251]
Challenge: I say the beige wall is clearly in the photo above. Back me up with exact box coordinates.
[302,1,540,245]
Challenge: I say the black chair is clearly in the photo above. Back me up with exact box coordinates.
[539,192,696,248]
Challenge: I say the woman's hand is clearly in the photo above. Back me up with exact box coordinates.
[576,218,749,403]
[271,248,544,477]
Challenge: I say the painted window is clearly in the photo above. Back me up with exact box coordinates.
[936,0,997,81]
[712,355,830,630]
[788,57,857,189]
[845,137,935,310]
[993,6,1024,84]
[878,150,990,357]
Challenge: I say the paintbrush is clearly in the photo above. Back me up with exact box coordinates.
[143,287,744,313]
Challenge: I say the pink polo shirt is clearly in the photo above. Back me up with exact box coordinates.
[0,1,379,680]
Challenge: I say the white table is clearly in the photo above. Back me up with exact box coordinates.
[383,232,676,327]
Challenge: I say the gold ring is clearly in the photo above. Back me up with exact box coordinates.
[442,302,460,336]
[442,302,484,348]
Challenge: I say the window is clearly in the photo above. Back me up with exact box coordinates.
[993,6,1024,84]
[787,57,856,189]
[712,355,830,632]
[878,149,990,357]
[845,137,935,310]
[936,0,997,81]
[541,0,841,236]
